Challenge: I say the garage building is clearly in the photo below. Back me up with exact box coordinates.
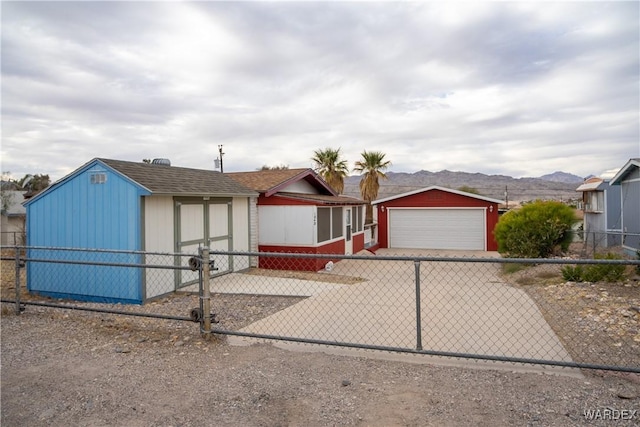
[372,186,504,251]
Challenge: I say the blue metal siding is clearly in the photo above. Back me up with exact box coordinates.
[621,179,640,253]
[26,161,150,304]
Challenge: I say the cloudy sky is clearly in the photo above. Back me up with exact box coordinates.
[2,1,639,182]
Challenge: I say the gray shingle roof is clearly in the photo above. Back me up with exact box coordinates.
[99,159,256,196]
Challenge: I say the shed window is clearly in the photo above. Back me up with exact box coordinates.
[90,173,107,184]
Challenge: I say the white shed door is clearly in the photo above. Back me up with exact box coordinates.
[389,209,485,250]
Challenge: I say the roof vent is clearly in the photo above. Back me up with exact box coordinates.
[151,158,171,166]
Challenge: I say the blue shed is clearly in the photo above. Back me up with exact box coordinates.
[25,158,256,304]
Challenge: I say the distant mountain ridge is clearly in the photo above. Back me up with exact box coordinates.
[537,171,584,184]
[343,170,582,203]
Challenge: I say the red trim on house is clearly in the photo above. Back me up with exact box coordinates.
[375,189,500,251]
[258,240,345,271]
[352,232,365,253]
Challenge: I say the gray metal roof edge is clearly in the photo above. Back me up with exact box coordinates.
[610,158,640,185]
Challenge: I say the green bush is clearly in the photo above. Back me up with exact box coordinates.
[494,200,578,258]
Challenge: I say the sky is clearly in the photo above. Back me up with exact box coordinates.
[1,1,639,183]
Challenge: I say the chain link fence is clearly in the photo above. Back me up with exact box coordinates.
[2,245,639,373]
[579,231,640,258]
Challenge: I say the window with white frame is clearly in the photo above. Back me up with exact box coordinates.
[317,207,344,243]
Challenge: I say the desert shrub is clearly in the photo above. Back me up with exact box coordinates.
[501,262,529,274]
[494,200,578,258]
[561,253,627,283]
[561,265,585,282]
[582,253,627,282]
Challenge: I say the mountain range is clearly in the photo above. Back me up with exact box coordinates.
[343,170,585,204]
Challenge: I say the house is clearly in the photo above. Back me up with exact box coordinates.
[0,190,27,245]
[575,177,622,249]
[610,158,640,256]
[371,186,504,251]
[227,168,366,271]
[24,158,257,304]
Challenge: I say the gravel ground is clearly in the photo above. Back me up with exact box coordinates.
[2,249,640,426]
[503,263,640,369]
[2,302,640,427]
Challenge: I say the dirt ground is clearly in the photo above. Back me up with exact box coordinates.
[2,247,640,426]
[2,307,640,427]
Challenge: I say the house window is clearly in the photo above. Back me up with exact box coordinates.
[317,208,331,242]
[354,206,363,232]
[90,173,107,184]
[332,207,343,238]
[317,207,344,243]
[585,191,603,212]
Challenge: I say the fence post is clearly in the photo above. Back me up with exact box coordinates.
[14,245,21,315]
[414,260,422,350]
[201,247,212,339]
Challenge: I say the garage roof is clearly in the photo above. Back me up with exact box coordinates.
[372,186,505,205]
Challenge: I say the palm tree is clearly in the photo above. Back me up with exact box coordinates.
[353,150,391,223]
[311,148,349,194]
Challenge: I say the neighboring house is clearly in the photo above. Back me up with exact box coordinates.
[227,168,366,271]
[610,158,640,256]
[372,186,504,251]
[24,158,257,304]
[575,177,622,249]
[0,190,27,245]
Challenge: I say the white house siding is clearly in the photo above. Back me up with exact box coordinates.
[232,197,252,269]
[143,196,175,299]
[259,205,315,245]
[248,197,258,266]
[284,180,318,194]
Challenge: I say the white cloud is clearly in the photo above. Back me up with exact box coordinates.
[1,1,638,182]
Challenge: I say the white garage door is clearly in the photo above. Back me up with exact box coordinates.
[389,209,485,250]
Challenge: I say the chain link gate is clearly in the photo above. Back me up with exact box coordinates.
[2,245,639,373]
[205,250,640,374]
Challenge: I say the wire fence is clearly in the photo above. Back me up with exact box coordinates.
[579,230,640,258]
[2,245,639,373]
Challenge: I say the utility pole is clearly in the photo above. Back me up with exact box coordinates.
[504,186,509,209]
[218,145,224,173]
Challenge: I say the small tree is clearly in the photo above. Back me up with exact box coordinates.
[259,164,289,170]
[353,150,391,223]
[494,200,577,258]
[311,148,349,194]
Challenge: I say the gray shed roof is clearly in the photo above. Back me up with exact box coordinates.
[99,158,257,196]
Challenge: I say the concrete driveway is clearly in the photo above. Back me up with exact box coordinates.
[227,249,577,375]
